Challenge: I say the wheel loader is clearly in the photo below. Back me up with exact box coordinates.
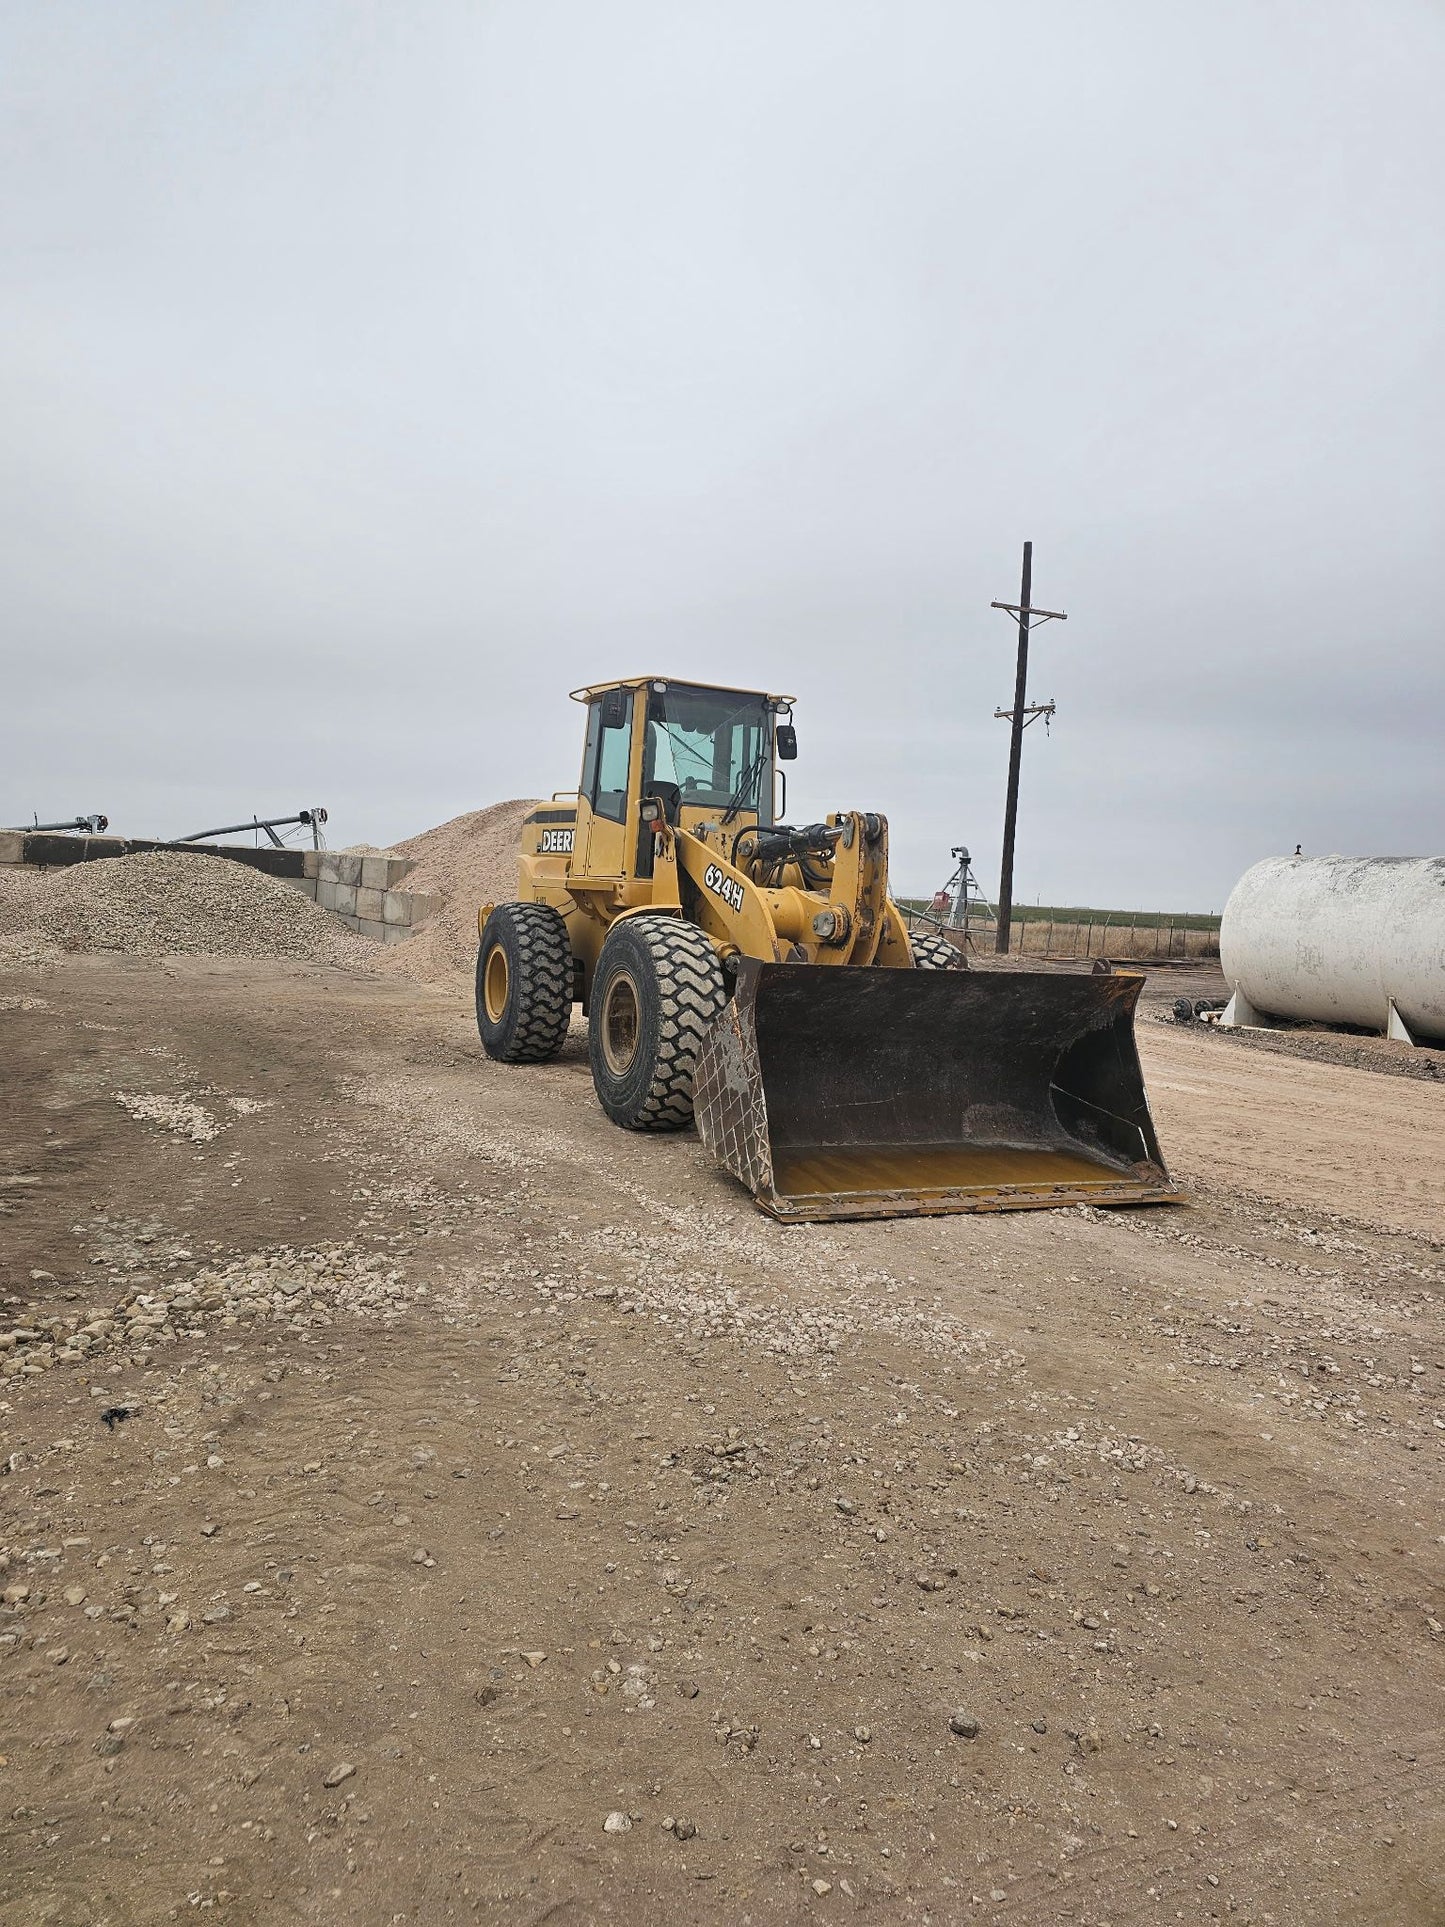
[476,676,1177,1222]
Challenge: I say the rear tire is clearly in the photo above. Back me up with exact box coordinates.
[588,916,727,1130]
[476,902,573,1063]
[911,930,963,970]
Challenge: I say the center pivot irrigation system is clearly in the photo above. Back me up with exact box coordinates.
[917,845,997,950]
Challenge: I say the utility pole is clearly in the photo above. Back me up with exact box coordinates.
[991,542,1066,955]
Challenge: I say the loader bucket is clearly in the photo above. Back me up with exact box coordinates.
[693,960,1180,1222]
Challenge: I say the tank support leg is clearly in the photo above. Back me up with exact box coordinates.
[1386,1000,1418,1047]
[1219,987,1272,1029]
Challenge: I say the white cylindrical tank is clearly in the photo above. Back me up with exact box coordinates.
[1220,855,1445,1043]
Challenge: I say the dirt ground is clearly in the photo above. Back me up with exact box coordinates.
[1176,1017,1445,1088]
[2,954,1442,1927]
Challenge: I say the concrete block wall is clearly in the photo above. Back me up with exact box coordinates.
[0,834,443,949]
[290,850,443,946]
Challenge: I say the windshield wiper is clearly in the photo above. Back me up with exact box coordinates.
[721,741,768,827]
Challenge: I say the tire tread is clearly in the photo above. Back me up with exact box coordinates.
[591,916,726,1130]
[911,931,962,970]
[477,903,573,1063]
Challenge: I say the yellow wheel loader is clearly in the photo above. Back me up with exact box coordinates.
[477,676,1177,1222]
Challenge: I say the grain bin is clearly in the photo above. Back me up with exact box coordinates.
[1219,855,1445,1045]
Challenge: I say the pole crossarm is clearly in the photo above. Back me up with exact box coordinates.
[993,701,1056,728]
[989,601,1068,628]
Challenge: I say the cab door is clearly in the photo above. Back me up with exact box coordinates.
[577,689,636,880]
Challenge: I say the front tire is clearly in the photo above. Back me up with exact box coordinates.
[911,930,964,970]
[588,917,727,1130]
[476,902,573,1063]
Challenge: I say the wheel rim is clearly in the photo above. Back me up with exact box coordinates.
[483,946,510,1023]
[601,971,641,1075]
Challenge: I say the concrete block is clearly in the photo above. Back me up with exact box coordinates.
[283,877,318,900]
[355,885,385,923]
[16,832,126,869]
[302,850,322,879]
[406,892,446,929]
[318,852,362,887]
[0,831,24,865]
[361,855,403,892]
[382,890,411,926]
[319,882,357,917]
[357,917,388,943]
[382,922,412,944]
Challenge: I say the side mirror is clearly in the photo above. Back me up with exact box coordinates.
[776,723,798,762]
[600,686,629,730]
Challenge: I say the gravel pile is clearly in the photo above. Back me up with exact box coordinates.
[114,1092,227,1142]
[378,798,537,984]
[0,852,375,967]
[0,1241,415,1381]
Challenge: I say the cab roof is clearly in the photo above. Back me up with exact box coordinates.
[569,675,795,707]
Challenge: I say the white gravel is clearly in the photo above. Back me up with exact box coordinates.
[0,852,375,966]
[114,1093,224,1142]
[0,1239,416,1381]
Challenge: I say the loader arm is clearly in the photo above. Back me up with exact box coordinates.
[661,811,914,968]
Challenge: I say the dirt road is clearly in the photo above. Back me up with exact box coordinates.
[2,956,1442,1926]
[1143,1021,1445,1240]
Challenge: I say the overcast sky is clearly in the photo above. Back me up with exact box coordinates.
[3,2,1441,908]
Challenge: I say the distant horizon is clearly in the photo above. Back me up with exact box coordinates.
[3,814,1236,920]
[0,786,1403,917]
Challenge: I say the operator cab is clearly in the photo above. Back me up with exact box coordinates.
[570,677,796,867]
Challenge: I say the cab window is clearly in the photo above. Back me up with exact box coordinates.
[589,695,633,824]
[643,684,773,825]
[579,703,602,798]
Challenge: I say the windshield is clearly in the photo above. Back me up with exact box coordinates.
[643,685,774,825]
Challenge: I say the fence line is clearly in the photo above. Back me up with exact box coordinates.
[941,916,1219,961]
